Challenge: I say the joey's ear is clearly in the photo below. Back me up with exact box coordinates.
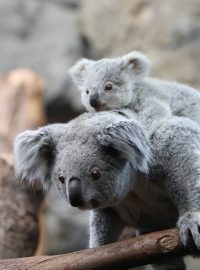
[97,120,152,174]
[68,58,94,90]
[122,51,151,77]
[14,124,65,191]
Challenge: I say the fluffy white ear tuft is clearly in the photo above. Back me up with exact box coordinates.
[14,127,56,191]
[68,58,93,90]
[97,120,152,174]
[122,51,151,78]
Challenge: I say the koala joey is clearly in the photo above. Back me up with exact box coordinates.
[14,109,200,269]
[69,51,200,132]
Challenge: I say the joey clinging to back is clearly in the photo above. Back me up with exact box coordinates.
[69,51,200,126]
[69,51,150,112]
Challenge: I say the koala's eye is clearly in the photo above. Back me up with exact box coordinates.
[86,89,89,95]
[105,83,113,91]
[91,169,101,180]
[58,174,65,184]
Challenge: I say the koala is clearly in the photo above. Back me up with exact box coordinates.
[14,109,200,270]
[69,51,200,132]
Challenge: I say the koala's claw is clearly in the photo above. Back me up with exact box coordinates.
[177,212,200,250]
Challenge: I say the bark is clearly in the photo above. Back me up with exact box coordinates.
[0,69,46,258]
[0,228,189,270]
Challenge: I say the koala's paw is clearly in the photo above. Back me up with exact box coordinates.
[177,211,200,250]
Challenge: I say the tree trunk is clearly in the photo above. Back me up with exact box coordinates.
[0,69,46,258]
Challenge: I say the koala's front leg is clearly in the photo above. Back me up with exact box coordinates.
[154,118,200,250]
[89,208,125,248]
[177,211,200,249]
[168,161,200,250]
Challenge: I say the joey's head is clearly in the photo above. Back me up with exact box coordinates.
[14,110,152,210]
[69,51,151,112]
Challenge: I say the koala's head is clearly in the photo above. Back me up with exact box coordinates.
[69,51,151,112]
[14,110,152,210]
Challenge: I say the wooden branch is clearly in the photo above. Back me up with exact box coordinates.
[0,70,46,258]
[0,229,189,270]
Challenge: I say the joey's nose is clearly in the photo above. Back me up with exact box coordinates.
[68,177,84,207]
[90,93,101,108]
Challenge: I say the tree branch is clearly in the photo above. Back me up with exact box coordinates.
[0,228,190,270]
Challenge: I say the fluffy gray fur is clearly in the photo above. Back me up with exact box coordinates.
[14,110,151,204]
[14,124,66,191]
[14,109,200,269]
[69,51,200,130]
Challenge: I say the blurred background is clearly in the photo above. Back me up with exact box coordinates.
[0,0,200,268]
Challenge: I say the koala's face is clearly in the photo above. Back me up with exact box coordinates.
[14,110,152,210]
[69,51,151,112]
[81,59,132,112]
[54,133,130,209]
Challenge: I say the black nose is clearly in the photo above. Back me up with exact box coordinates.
[68,177,84,207]
[90,93,101,108]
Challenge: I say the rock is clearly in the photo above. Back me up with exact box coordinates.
[80,0,200,88]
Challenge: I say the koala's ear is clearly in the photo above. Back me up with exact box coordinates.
[68,58,94,90]
[122,51,151,78]
[14,124,64,191]
[97,121,152,174]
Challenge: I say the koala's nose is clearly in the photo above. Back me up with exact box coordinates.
[90,93,101,108]
[68,177,84,207]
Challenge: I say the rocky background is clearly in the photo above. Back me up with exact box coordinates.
[0,0,200,268]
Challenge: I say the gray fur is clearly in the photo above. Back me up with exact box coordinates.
[14,111,151,209]
[97,119,152,174]
[69,51,200,129]
[14,109,200,270]
[69,58,94,89]
[14,124,66,191]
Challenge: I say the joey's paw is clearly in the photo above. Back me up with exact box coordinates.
[177,211,200,250]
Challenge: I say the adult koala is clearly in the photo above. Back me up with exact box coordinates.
[14,109,200,270]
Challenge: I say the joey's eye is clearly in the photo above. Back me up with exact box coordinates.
[58,174,65,184]
[91,169,101,180]
[105,83,113,91]
[86,89,89,95]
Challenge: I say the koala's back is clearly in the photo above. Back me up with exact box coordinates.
[144,78,200,125]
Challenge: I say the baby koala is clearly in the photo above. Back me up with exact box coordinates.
[69,51,200,129]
